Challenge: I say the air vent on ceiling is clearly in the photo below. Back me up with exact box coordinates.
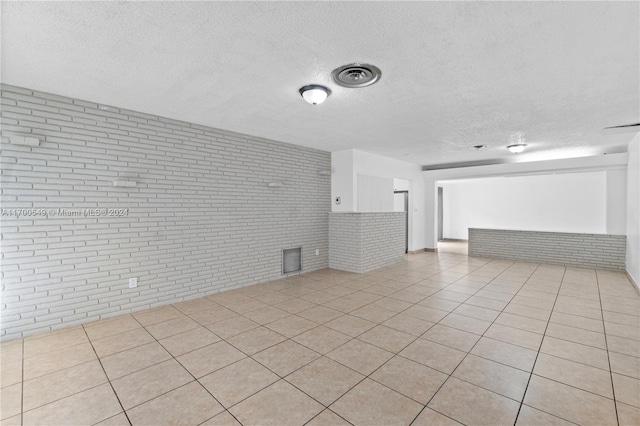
[282,247,302,274]
[331,63,382,88]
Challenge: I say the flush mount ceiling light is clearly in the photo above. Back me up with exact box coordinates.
[331,63,381,88]
[473,145,487,150]
[299,85,331,105]
[507,132,527,154]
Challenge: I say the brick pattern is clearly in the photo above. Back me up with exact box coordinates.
[329,212,406,273]
[0,84,331,340]
[468,228,626,270]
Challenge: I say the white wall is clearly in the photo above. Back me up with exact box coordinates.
[606,169,628,235]
[357,174,394,212]
[626,134,640,288]
[441,172,608,239]
[332,150,427,251]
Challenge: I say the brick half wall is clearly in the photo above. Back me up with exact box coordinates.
[468,228,626,270]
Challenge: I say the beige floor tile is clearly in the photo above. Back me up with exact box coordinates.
[366,284,399,297]
[550,311,604,333]
[553,302,602,320]
[145,316,200,340]
[607,334,640,357]
[324,314,376,337]
[22,383,121,426]
[0,340,23,365]
[243,306,290,325]
[403,304,449,323]
[199,410,242,426]
[485,323,543,350]
[274,298,317,314]
[323,296,370,313]
[226,326,286,355]
[205,316,259,339]
[418,296,461,312]
[301,291,340,305]
[371,355,447,404]
[432,290,470,303]
[612,373,640,408]
[1,383,21,420]
[292,326,351,354]
[357,325,414,353]
[111,359,193,410]
[400,338,466,374]
[253,291,295,305]
[540,335,610,370]
[127,381,223,425]
[382,313,435,336]
[132,305,184,327]
[464,295,508,311]
[23,328,88,358]
[0,359,21,392]
[199,357,279,408]
[223,298,269,314]
[453,304,500,322]
[173,297,220,315]
[23,360,107,411]
[188,307,237,326]
[252,340,319,377]
[266,315,317,338]
[428,377,520,425]
[412,408,463,425]
[471,336,538,372]
[422,324,480,352]
[306,409,351,426]
[286,356,364,405]
[368,297,412,313]
[91,327,155,358]
[159,326,220,357]
[331,378,423,426]
[606,322,640,341]
[177,341,246,378]
[84,315,141,341]
[327,339,394,375]
[439,313,492,335]
[229,380,323,425]
[101,341,171,380]
[618,402,640,426]
[93,412,130,425]
[349,304,398,323]
[453,354,530,400]
[609,351,640,379]
[523,375,617,426]
[504,302,552,321]
[516,404,575,426]
[475,289,513,302]
[495,312,547,334]
[603,311,640,327]
[344,290,383,304]
[389,289,427,304]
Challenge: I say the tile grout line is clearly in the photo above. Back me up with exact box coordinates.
[594,270,621,426]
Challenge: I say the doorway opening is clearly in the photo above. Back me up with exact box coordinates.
[394,190,409,253]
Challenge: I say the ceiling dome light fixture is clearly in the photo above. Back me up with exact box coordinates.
[507,132,527,153]
[299,85,331,105]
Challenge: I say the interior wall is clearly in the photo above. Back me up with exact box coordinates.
[0,84,331,340]
[626,134,640,287]
[606,169,628,235]
[357,174,394,212]
[441,172,608,239]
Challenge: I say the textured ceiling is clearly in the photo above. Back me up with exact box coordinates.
[2,1,639,166]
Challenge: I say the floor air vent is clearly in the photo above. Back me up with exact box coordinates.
[283,247,302,274]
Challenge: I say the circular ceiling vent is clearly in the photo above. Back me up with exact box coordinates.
[331,63,381,88]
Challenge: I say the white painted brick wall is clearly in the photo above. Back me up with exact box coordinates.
[0,84,331,340]
[468,228,626,270]
[329,212,405,273]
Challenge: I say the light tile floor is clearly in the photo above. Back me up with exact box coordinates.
[1,251,639,425]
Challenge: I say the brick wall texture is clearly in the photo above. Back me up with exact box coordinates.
[329,212,406,274]
[468,228,626,270]
[0,84,331,340]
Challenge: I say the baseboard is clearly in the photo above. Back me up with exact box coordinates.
[439,238,468,242]
[626,270,640,295]
[408,248,437,253]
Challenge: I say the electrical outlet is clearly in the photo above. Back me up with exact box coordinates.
[335,197,341,205]
[315,249,320,256]
[129,277,138,288]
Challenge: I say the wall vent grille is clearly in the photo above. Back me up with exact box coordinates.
[283,247,302,274]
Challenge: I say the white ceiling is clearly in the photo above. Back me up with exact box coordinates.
[2,1,638,166]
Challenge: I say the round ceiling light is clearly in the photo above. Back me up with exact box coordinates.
[331,63,381,88]
[299,85,331,105]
